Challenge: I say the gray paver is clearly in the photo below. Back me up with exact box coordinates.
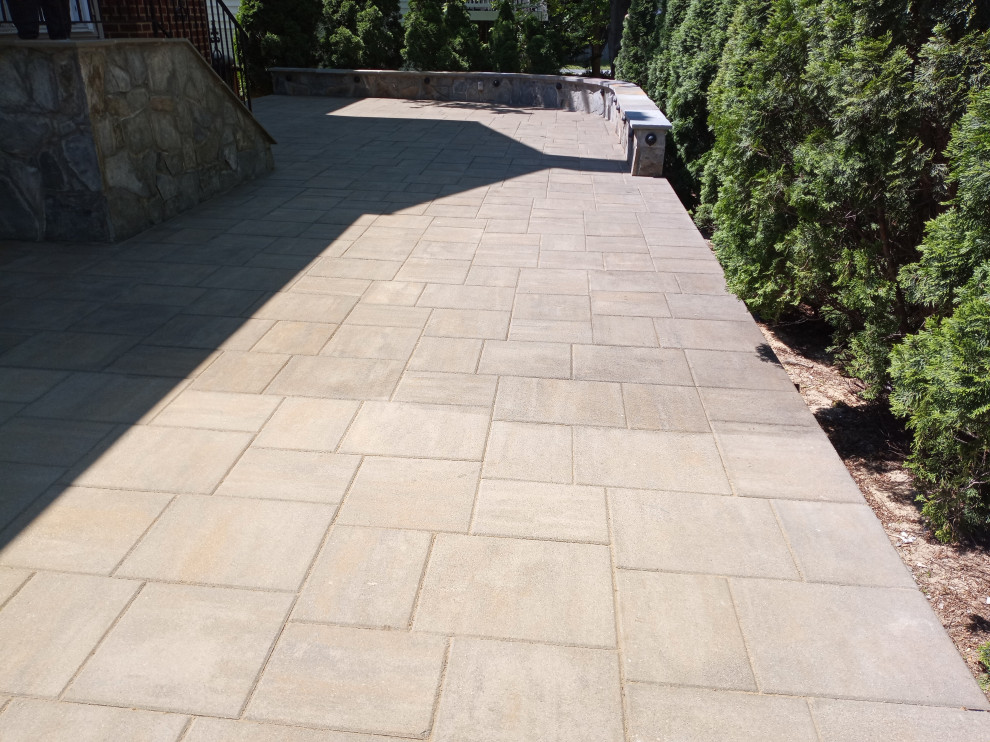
[267,355,404,399]
[617,570,757,689]
[625,684,819,742]
[246,623,446,735]
[341,401,490,459]
[184,717,405,741]
[472,479,608,543]
[623,382,710,432]
[478,339,571,378]
[812,698,990,741]
[433,637,623,742]
[0,699,187,742]
[252,396,359,451]
[0,567,30,605]
[495,376,625,426]
[215,448,360,504]
[152,389,281,432]
[67,583,293,715]
[573,344,694,385]
[482,421,572,483]
[731,578,990,707]
[415,534,616,646]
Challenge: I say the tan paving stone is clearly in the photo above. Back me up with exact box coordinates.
[424,308,510,339]
[310,257,402,280]
[625,684,819,742]
[774,501,915,587]
[361,280,425,305]
[0,699,188,742]
[267,356,404,399]
[699,387,818,426]
[395,258,472,284]
[591,315,658,346]
[395,371,498,406]
[253,397,358,451]
[588,270,679,293]
[184,717,406,741]
[617,570,757,689]
[0,486,170,573]
[338,456,479,531]
[118,494,332,590]
[322,324,421,361]
[667,293,750,320]
[517,268,588,295]
[495,376,624,426]
[590,291,670,318]
[253,292,357,323]
[0,416,114,466]
[293,525,431,627]
[573,344,693,385]
[574,428,730,492]
[675,272,729,294]
[811,698,990,742]
[341,401,490,459]
[483,420,572,483]
[716,425,864,501]
[290,276,371,295]
[731,578,990,707]
[513,293,591,322]
[246,623,446,736]
[191,351,288,392]
[686,349,795,391]
[433,637,623,742]
[343,303,432,328]
[415,534,615,646]
[406,336,483,373]
[479,339,570,378]
[153,389,280,432]
[216,447,360,504]
[508,318,593,343]
[0,566,30,604]
[0,572,138,696]
[66,583,293,716]
[418,284,515,311]
[622,382,709,432]
[655,318,766,352]
[539,250,604,269]
[72,425,251,494]
[465,265,519,286]
[472,479,607,543]
[1,463,62,529]
[609,488,797,577]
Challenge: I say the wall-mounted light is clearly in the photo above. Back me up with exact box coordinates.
[353,75,360,83]
[555,82,562,90]
[424,77,430,85]
[493,79,500,87]
[645,133,657,146]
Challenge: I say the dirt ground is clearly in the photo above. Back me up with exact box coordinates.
[757,314,990,699]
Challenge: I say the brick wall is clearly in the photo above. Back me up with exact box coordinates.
[100,0,211,60]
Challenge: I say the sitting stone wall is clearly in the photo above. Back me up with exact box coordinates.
[268,68,671,178]
[0,39,275,242]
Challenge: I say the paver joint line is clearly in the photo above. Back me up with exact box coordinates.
[0,96,986,740]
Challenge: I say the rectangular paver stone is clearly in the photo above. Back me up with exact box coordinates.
[341,401,490,459]
[0,699,188,742]
[472,479,608,543]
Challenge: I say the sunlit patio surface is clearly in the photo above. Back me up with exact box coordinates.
[0,96,989,740]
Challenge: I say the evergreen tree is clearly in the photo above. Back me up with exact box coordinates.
[613,0,657,87]
[238,0,323,89]
[490,0,522,72]
[446,0,487,71]
[403,0,449,70]
[320,0,403,68]
[521,13,563,74]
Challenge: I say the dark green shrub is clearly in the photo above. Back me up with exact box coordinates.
[490,0,521,72]
[520,13,563,74]
[238,0,323,89]
[403,0,448,70]
[891,85,990,542]
[614,0,658,88]
[321,0,403,68]
[446,0,488,71]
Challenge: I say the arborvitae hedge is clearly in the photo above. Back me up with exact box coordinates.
[625,0,990,540]
[238,0,323,89]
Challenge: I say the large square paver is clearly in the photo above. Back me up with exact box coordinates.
[433,637,623,742]
[117,495,333,590]
[608,488,798,578]
[293,526,431,628]
[66,583,293,716]
[72,425,251,494]
[774,501,915,587]
[574,428,730,493]
[0,572,138,696]
[811,698,990,742]
[625,684,819,742]
[495,376,625,426]
[337,457,479,531]
[482,421,572,482]
[252,397,359,451]
[153,390,280,432]
[622,383,710,432]
[0,486,171,573]
[472,479,608,543]
[215,447,360,504]
[730,578,990,708]
[190,351,289,393]
[407,337,483,373]
[341,402,490,459]
[0,698,187,742]
[414,534,615,646]
[616,570,756,689]
[246,623,446,736]
[716,425,864,501]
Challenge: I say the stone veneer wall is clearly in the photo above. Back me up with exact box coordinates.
[268,68,671,177]
[0,39,274,242]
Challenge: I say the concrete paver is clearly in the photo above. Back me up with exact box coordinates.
[0,95,985,737]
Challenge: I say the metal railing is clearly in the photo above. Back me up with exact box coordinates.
[148,0,252,109]
[0,0,103,37]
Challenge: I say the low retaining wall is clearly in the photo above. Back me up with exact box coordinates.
[269,68,671,177]
[0,39,275,242]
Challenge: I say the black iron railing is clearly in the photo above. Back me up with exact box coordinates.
[147,0,252,109]
[0,0,103,37]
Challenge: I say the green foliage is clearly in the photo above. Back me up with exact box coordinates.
[520,13,563,74]
[446,0,487,71]
[614,0,658,87]
[402,0,486,71]
[320,0,403,69]
[490,0,521,72]
[238,0,323,88]
[891,85,990,541]
[552,0,610,75]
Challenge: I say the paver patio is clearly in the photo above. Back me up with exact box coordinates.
[0,96,989,740]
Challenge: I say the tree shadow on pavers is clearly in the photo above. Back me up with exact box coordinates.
[0,97,627,552]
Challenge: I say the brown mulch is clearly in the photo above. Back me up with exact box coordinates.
[756,311,990,699]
